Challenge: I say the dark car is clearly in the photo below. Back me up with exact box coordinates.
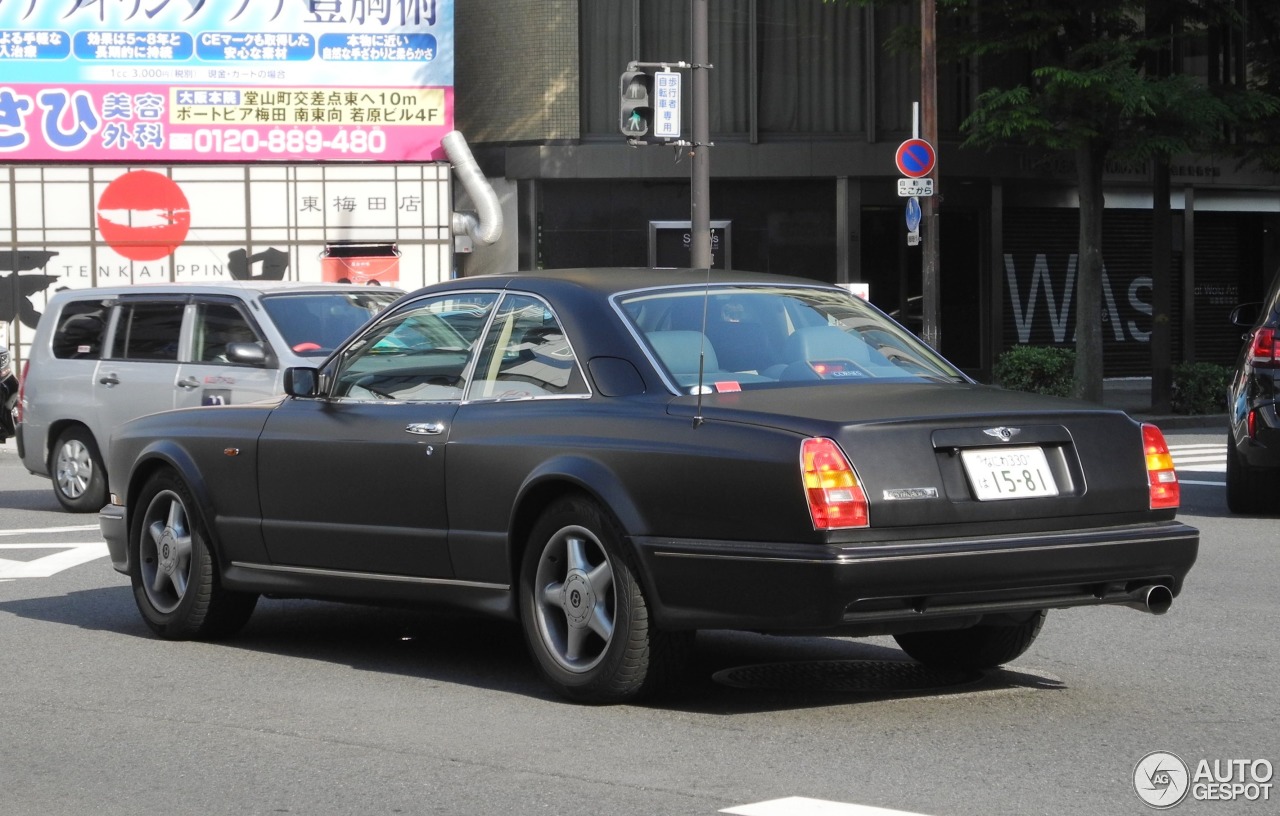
[1227,267,1280,513]
[99,268,1198,703]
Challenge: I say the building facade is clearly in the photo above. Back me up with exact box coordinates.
[455,0,1280,380]
[0,2,458,360]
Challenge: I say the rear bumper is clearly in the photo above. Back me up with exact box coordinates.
[632,520,1199,633]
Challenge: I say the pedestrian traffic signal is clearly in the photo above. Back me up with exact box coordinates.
[619,70,652,138]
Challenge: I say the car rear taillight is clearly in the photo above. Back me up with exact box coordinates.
[1142,423,1179,510]
[1248,327,1278,367]
[800,437,869,529]
[14,359,27,424]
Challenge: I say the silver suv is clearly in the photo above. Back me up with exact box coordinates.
[16,281,402,512]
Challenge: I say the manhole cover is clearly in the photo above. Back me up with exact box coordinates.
[712,659,983,693]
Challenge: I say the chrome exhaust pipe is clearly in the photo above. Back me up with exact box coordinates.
[1124,584,1173,615]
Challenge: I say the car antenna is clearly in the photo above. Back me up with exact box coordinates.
[693,265,711,428]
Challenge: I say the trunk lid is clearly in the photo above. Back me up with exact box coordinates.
[667,382,1156,528]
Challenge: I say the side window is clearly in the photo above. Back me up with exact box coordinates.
[51,301,109,360]
[195,302,263,364]
[471,294,588,400]
[111,302,184,362]
[332,293,497,402]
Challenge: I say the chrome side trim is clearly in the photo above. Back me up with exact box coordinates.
[231,561,509,591]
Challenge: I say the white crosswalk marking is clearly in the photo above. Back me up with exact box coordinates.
[1169,443,1226,473]
[722,799,935,816]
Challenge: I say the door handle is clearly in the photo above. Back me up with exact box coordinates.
[406,422,445,435]
[98,373,119,386]
[177,377,201,390]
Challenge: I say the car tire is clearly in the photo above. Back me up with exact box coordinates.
[50,426,108,513]
[893,610,1046,670]
[130,469,258,640]
[519,495,690,703]
[1225,432,1277,514]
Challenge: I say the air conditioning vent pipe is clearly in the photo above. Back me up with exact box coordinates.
[442,130,503,248]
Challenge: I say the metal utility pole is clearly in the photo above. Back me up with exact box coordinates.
[920,0,941,349]
[690,0,712,269]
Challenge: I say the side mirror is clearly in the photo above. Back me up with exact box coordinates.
[1229,302,1262,327]
[225,341,267,366]
[284,367,320,397]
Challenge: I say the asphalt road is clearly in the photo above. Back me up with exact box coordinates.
[1,430,1276,816]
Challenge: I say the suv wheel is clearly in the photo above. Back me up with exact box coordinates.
[51,427,108,513]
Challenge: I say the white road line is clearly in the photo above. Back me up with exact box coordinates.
[0,542,109,579]
[722,799,935,816]
[0,525,99,537]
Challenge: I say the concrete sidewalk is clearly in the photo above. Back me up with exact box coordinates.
[1102,377,1226,431]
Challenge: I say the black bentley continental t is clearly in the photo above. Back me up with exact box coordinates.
[99,268,1199,703]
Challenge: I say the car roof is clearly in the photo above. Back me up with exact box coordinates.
[46,280,404,301]
[423,268,834,298]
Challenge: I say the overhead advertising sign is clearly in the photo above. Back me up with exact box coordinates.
[0,0,454,163]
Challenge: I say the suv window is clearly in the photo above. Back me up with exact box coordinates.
[51,301,109,359]
[111,302,184,361]
[260,290,401,357]
[195,302,263,363]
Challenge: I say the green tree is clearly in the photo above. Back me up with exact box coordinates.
[955,1,1275,402]
[841,0,1277,402]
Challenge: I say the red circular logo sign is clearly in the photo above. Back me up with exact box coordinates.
[96,170,191,262]
[895,138,937,179]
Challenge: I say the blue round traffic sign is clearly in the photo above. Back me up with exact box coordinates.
[895,138,936,179]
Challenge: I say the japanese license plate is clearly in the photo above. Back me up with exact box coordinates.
[960,446,1059,501]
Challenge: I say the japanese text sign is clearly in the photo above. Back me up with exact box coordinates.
[0,0,454,162]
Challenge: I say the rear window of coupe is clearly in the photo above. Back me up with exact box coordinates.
[617,285,963,392]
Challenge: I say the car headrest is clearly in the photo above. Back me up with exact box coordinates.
[647,330,720,374]
[784,325,869,364]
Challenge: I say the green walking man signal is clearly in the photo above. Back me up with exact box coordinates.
[619,70,653,138]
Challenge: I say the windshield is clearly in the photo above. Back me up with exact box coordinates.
[617,284,965,393]
[262,290,401,356]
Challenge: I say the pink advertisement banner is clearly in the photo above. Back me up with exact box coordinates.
[0,82,452,162]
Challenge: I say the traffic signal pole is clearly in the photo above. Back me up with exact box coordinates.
[619,0,712,270]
